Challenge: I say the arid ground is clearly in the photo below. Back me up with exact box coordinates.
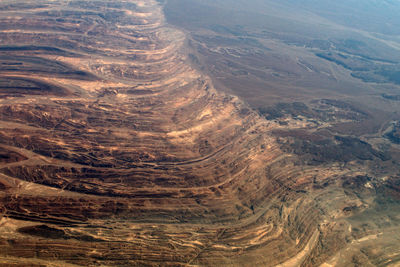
[0,0,400,266]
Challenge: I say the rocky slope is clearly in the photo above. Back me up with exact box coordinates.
[0,1,399,266]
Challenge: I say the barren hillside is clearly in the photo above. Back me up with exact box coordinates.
[0,1,399,266]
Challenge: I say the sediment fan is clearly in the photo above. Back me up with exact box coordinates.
[0,0,399,266]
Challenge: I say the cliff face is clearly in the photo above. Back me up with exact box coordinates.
[0,1,399,266]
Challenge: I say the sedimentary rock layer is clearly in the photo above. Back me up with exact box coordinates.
[0,1,399,266]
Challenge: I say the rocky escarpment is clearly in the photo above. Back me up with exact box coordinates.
[0,1,399,266]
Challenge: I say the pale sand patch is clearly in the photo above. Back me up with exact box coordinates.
[276,229,320,267]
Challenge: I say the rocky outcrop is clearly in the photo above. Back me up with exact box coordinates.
[0,0,398,266]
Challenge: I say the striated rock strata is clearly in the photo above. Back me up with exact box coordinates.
[0,1,399,266]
